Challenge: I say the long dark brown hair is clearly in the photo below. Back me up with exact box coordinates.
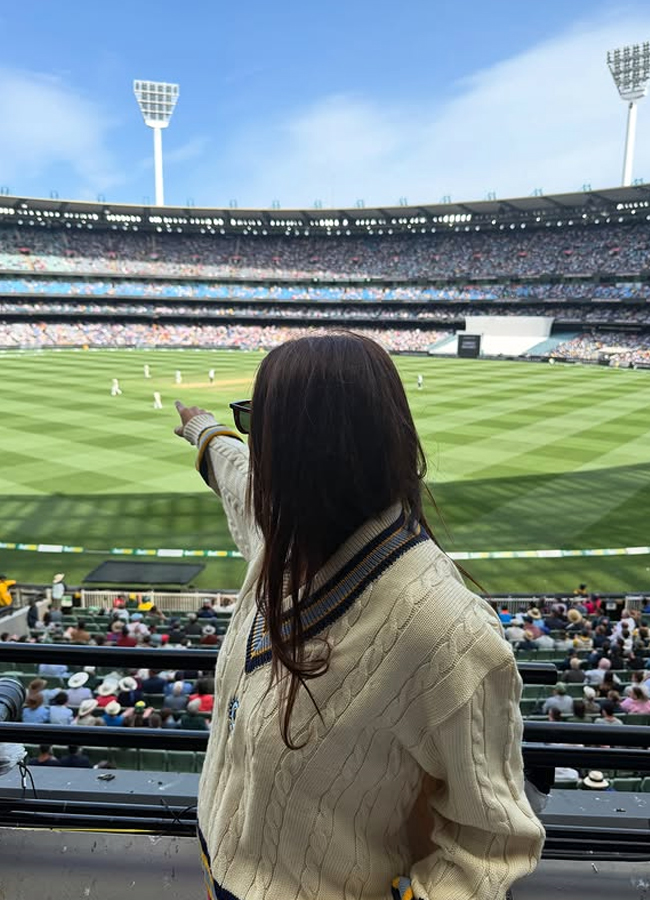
[248,332,435,748]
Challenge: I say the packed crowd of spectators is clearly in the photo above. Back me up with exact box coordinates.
[548,331,650,365]
[1,299,649,325]
[1,275,650,303]
[1,222,650,280]
[0,321,443,352]
[5,590,649,788]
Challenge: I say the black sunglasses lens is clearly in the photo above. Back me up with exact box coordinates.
[235,407,251,434]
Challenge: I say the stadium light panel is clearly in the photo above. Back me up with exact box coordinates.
[133,80,180,127]
[607,43,650,185]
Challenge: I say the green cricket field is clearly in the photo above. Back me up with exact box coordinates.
[1,348,649,595]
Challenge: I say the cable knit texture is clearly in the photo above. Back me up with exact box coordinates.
[182,415,545,900]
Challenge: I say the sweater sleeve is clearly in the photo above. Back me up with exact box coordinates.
[401,636,545,900]
[182,413,261,562]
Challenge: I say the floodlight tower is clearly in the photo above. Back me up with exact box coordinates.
[133,80,180,206]
[607,43,650,186]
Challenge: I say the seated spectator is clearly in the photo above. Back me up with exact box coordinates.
[148,712,163,728]
[605,690,624,713]
[183,612,203,636]
[547,707,564,722]
[38,662,69,679]
[167,621,185,645]
[65,619,91,644]
[522,616,542,640]
[505,621,525,645]
[566,609,584,633]
[597,673,621,699]
[49,691,74,725]
[553,631,574,652]
[533,631,555,650]
[127,612,150,639]
[137,596,154,611]
[497,606,512,625]
[200,624,220,646]
[584,595,602,616]
[591,625,609,649]
[626,650,645,671]
[542,683,573,716]
[624,672,648,697]
[27,677,55,706]
[165,681,189,712]
[568,700,590,723]
[620,686,650,714]
[582,686,601,715]
[160,708,179,729]
[22,692,50,724]
[179,698,209,730]
[59,745,91,768]
[140,669,168,694]
[102,701,124,726]
[572,629,593,651]
[148,604,166,622]
[27,744,60,766]
[544,608,567,632]
[75,698,105,726]
[197,600,217,619]
[189,677,214,713]
[579,771,613,791]
[164,673,193,695]
[563,657,586,684]
[600,700,624,726]
[585,657,616,686]
[117,676,143,707]
[95,680,119,708]
[45,602,63,625]
[116,626,137,647]
[123,700,151,727]
[66,672,93,707]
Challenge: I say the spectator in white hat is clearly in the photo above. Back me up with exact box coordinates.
[75,698,105,727]
[117,676,142,707]
[102,701,124,727]
[67,672,93,708]
[95,681,118,708]
[580,771,613,791]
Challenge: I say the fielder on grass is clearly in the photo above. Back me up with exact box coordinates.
[111,378,122,396]
[153,391,163,409]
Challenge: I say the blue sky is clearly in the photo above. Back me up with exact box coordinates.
[1,0,650,208]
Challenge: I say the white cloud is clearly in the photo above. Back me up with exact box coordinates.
[0,68,121,197]
[210,10,650,207]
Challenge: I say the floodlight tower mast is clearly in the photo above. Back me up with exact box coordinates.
[607,43,650,187]
[133,80,180,205]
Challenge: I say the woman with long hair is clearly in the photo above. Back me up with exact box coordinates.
[175,334,544,900]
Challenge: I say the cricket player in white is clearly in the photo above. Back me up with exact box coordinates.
[208,368,215,384]
[153,391,163,409]
[417,374,423,390]
[144,364,151,378]
[175,370,182,385]
[111,378,122,396]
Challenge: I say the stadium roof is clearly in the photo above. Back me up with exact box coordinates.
[1,184,650,236]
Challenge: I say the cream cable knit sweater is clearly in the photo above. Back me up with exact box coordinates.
[182,414,545,900]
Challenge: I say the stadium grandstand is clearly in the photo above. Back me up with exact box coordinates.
[0,187,649,363]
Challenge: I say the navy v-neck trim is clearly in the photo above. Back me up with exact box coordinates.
[245,510,429,674]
